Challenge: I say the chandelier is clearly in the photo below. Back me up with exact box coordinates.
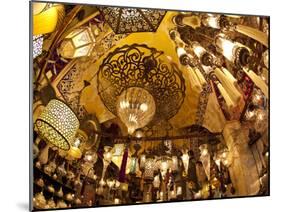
[117,87,156,135]
[98,7,166,34]
[97,44,186,124]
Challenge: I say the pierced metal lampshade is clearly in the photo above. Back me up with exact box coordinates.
[98,7,166,34]
[36,99,79,150]
[117,87,156,135]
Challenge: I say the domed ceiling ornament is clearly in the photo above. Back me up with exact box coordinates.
[98,7,166,34]
[97,44,186,125]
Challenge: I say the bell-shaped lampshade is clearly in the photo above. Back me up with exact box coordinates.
[59,27,96,59]
[36,99,79,150]
[117,87,156,135]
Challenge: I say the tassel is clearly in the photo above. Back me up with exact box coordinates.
[217,83,235,109]
[236,25,268,47]
[118,146,129,183]
[186,67,202,92]
[244,69,268,98]
[221,67,237,85]
[214,68,242,105]
[194,68,207,86]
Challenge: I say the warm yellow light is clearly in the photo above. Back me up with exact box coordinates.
[103,151,112,163]
[176,47,187,57]
[176,186,182,195]
[193,42,206,58]
[59,27,95,59]
[33,2,48,15]
[203,16,220,29]
[216,36,236,62]
[140,154,146,169]
[114,198,121,204]
[36,99,79,151]
[117,87,156,135]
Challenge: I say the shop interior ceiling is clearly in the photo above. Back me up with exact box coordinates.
[34,4,267,162]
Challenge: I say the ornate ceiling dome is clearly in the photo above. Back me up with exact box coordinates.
[97,44,186,125]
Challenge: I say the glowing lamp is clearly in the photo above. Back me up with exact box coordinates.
[36,99,79,151]
[59,27,96,59]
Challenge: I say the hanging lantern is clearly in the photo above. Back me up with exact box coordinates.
[117,87,156,135]
[36,99,79,151]
[100,146,113,184]
[144,156,155,180]
[129,156,138,174]
[153,175,161,188]
[171,156,179,172]
[199,144,211,180]
[176,186,182,196]
[59,27,96,59]
[201,14,230,29]
[181,152,190,176]
[158,156,172,179]
[140,153,146,170]
[68,129,88,159]
[81,150,98,177]
[215,35,251,67]
[201,14,268,47]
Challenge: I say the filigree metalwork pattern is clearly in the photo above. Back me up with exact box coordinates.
[97,44,186,123]
[57,31,127,120]
[98,7,166,34]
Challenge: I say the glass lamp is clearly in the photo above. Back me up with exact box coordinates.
[171,156,179,172]
[181,152,190,176]
[117,87,156,135]
[68,129,88,159]
[59,27,96,59]
[201,15,230,29]
[153,175,161,188]
[140,153,146,170]
[158,156,172,179]
[199,144,211,180]
[215,35,251,67]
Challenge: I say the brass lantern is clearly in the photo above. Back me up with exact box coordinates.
[36,99,79,151]
[59,27,95,59]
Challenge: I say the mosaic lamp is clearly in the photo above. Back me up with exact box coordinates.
[36,99,80,151]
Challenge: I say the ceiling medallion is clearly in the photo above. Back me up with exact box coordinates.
[98,7,166,34]
[97,44,186,124]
